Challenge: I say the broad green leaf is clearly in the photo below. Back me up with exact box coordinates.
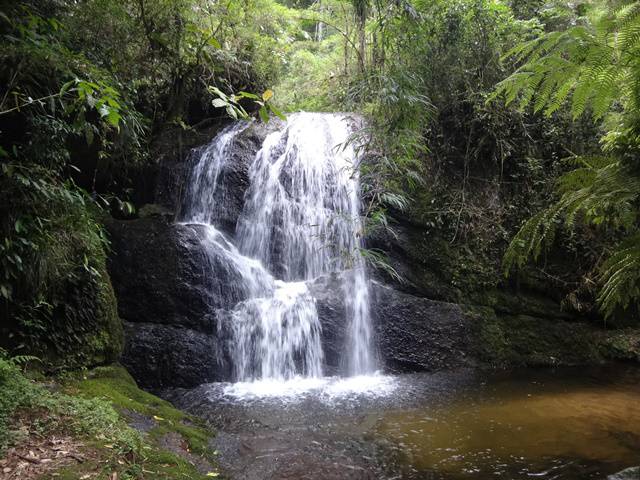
[238,91,259,100]
[268,104,286,120]
[258,105,269,123]
[106,110,122,127]
[59,79,76,96]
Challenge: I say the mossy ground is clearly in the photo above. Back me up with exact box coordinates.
[0,361,219,479]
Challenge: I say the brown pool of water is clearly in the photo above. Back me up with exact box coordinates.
[377,366,640,479]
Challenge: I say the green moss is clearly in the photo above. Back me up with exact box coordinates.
[467,306,608,367]
[598,329,640,361]
[64,365,214,458]
[1,170,124,371]
[1,362,218,479]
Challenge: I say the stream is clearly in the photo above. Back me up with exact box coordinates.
[166,364,640,479]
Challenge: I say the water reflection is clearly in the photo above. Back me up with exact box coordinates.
[378,366,640,479]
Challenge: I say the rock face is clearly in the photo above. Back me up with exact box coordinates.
[310,273,477,374]
[308,274,348,375]
[155,120,280,218]
[372,282,476,372]
[107,218,230,388]
[122,322,230,388]
[107,121,282,389]
[108,218,218,333]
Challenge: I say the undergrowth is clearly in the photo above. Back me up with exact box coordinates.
[0,357,217,479]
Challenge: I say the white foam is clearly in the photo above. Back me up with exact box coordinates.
[220,373,397,402]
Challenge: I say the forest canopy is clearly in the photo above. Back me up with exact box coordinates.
[1,0,639,365]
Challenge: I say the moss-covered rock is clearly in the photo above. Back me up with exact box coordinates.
[0,361,219,479]
[467,305,640,367]
[0,169,123,371]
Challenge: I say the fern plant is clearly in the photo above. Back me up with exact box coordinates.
[494,0,640,319]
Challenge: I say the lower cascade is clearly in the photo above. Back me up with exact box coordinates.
[179,112,375,382]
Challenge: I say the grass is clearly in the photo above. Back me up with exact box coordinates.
[0,359,220,479]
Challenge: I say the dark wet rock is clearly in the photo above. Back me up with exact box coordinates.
[308,273,349,375]
[107,218,218,332]
[371,282,476,372]
[309,273,476,373]
[175,121,281,234]
[121,322,230,389]
[122,408,158,433]
[106,216,262,387]
[608,466,640,480]
[107,217,259,332]
[156,119,281,230]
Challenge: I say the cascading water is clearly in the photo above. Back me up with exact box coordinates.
[179,112,375,383]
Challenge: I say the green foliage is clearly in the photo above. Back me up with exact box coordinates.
[209,86,285,122]
[1,0,288,367]
[0,360,217,478]
[0,356,41,450]
[491,0,640,120]
[0,160,122,368]
[496,0,640,319]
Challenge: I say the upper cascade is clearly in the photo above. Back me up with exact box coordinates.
[179,112,375,381]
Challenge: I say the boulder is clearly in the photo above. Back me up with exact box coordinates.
[107,218,219,332]
[309,273,477,374]
[371,282,476,372]
[121,322,230,389]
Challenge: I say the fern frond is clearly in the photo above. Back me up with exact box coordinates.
[597,234,640,318]
[492,1,638,121]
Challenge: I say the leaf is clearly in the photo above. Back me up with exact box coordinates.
[226,105,238,119]
[206,473,219,477]
[268,104,285,120]
[208,86,227,101]
[59,79,76,96]
[212,98,227,108]
[262,89,274,102]
[85,127,94,145]
[258,105,269,123]
[106,110,122,127]
[152,415,164,421]
[0,285,11,299]
[208,37,221,49]
[237,91,259,100]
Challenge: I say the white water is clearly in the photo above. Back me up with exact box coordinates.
[180,112,376,385]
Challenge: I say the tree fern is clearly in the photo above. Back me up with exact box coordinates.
[492,1,640,119]
[598,234,640,318]
[503,155,640,317]
[495,1,640,319]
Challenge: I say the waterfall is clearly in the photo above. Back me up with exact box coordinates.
[179,112,374,382]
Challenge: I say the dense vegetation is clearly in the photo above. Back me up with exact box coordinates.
[1,0,639,476]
